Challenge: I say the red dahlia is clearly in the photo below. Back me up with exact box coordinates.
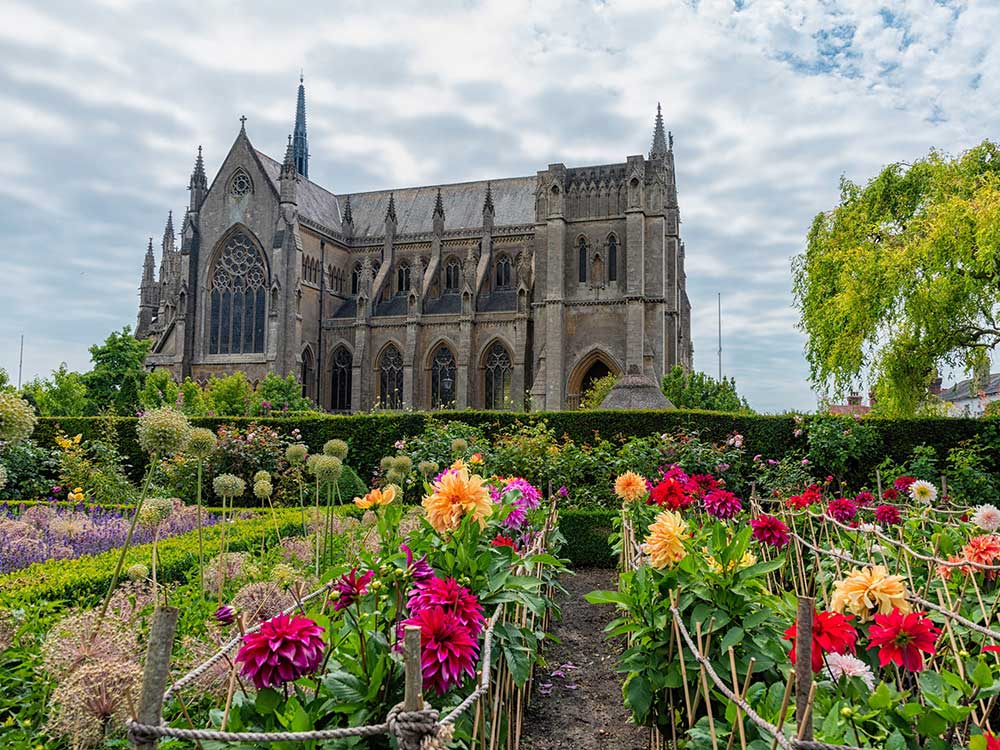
[407,575,485,636]
[881,487,899,501]
[649,477,694,510]
[827,497,858,524]
[784,609,857,672]
[750,514,790,549]
[866,608,939,672]
[894,476,917,492]
[403,605,479,695]
[235,613,325,689]
[874,504,901,525]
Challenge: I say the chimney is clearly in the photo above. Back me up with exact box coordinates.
[847,392,862,406]
[929,377,943,396]
[867,390,877,408]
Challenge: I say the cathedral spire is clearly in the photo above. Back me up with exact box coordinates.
[342,194,353,225]
[649,102,669,161]
[189,145,207,211]
[292,73,309,178]
[162,210,175,253]
[142,238,156,285]
[280,134,298,205]
[385,192,397,225]
[483,182,495,217]
[433,187,445,220]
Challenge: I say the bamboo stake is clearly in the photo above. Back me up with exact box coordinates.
[694,621,719,750]
[771,670,795,750]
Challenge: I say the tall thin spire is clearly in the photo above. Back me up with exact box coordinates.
[142,238,156,285]
[342,194,353,226]
[162,210,174,253]
[280,134,297,205]
[293,74,309,178]
[189,145,207,211]
[649,102,669,160]
[483,182,495,216]
[433,187,445,220]
[385,193,397,224]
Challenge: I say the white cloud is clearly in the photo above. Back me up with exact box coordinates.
[0,0,997,412]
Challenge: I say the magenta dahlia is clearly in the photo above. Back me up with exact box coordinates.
[854,491,874,507]
[403,605,479,695]
[827,497,858,524]
[331,568,374,611]
[407,576,485,636]
[703,489,742,520]
[874,504,901,526]
[750,514,790,549]
[235,613,325,689]
[894,476,917,492]
[401,544,434,583]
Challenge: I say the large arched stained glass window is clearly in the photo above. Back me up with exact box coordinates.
[331,346,352,412]
[430,345,456,409]
[379,344,404,409]
[484,342,513,410]
[209,233,267,355]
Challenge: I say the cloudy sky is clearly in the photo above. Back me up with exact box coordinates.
[0,0,997,412]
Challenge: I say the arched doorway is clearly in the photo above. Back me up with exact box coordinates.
[566,350,621,410]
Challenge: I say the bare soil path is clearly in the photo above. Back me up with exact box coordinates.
[522,567,647,750]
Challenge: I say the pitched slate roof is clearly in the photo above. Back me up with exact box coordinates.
[939,373,1000,401]
[340,176,537,237]
[256,150,343,232]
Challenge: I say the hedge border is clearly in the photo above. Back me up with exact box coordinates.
[29,411,995,489]
[559,509,617,568]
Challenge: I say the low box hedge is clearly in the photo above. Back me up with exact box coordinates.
[559,508,618,568]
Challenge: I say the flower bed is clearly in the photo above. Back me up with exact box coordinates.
[591,464,1000,749]
[0,500,220,574]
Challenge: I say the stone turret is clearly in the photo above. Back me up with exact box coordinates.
[137,238,159,338]
[188,146,207,212]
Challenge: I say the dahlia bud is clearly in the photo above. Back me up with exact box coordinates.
[214,605,237,627]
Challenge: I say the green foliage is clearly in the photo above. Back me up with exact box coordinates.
[805,416,880,483]
[20,363,89,417]
[138,367,180,411]
[206,371,255,416]
[0,440,58,499]
[82,325,151,415]
[558,509,617,566]
[661,365,752,412]
[254,373,316,415]
[580,373,619,409]
[793,140,1000,416]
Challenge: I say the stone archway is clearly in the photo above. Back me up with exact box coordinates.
[566,349,621,409]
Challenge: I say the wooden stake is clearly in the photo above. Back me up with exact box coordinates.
[404,625,423,711]
[771,669,795,750]
[132,607,179,750]
[794,597,814,742]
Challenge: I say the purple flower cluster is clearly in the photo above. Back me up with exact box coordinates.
[0,501,219,574]
[495,478,542,530]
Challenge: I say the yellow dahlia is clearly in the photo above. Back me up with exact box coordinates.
[614,471,648,503]
[642,510,689,568]
[704,548,757,574]
[422,468,493,533]
[829,565,910,622]
[354,485,397,510]
[450,458,467,471]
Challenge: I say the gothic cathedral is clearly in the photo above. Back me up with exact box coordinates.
[136,79,693,412]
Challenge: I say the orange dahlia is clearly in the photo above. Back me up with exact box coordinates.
[354,485,396,510]
[422,468,493,533]
[829,565,910,622]
[642,510,689,568]
[614,472,648,503]
[940,534,1000,578]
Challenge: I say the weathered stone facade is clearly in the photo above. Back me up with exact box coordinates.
[137,82,692,411]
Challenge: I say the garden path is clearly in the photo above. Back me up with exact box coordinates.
[522,567,646,749]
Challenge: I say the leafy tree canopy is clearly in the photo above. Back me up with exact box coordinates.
[660,366,752,413]
[793,140,1000,417]
[22,363,88,417]
[82,326,151,415]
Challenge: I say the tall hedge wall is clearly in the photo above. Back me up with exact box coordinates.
[30,410,994,485]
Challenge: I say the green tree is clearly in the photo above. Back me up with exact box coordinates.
[205,372,255,416]
[793,141,1000,416]
[580,373,619,409]
[0,368,11,392]
[254,373,316,415]
[83,326,151,415]
[139,368,180,412]
[21,363,89,416]
[661,366,752,412]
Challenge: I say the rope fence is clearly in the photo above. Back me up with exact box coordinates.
[127,498,561,750]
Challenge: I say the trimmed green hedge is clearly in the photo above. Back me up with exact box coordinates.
[31,411,997,487]
[0,509,317,606]
[559,509,617,568]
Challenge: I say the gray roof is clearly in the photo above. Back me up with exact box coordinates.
[340,176,537,237]
[600,367,675,410]
[256,151,343,232]
[940,373,1000,401]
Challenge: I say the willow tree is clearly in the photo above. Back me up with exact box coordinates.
[793,141,1000,416]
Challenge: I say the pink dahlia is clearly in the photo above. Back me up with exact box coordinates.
[403,605,479,695]
[854,491,875,507]
[407,576,485,636]
[751,514,790,549]
[331,568,374,611]
[874,504,901,526]
[703,489,742,520]
[401,544,434,583]
[827,497,858,524]
[894,476,917,492]
[235,613,325,689]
